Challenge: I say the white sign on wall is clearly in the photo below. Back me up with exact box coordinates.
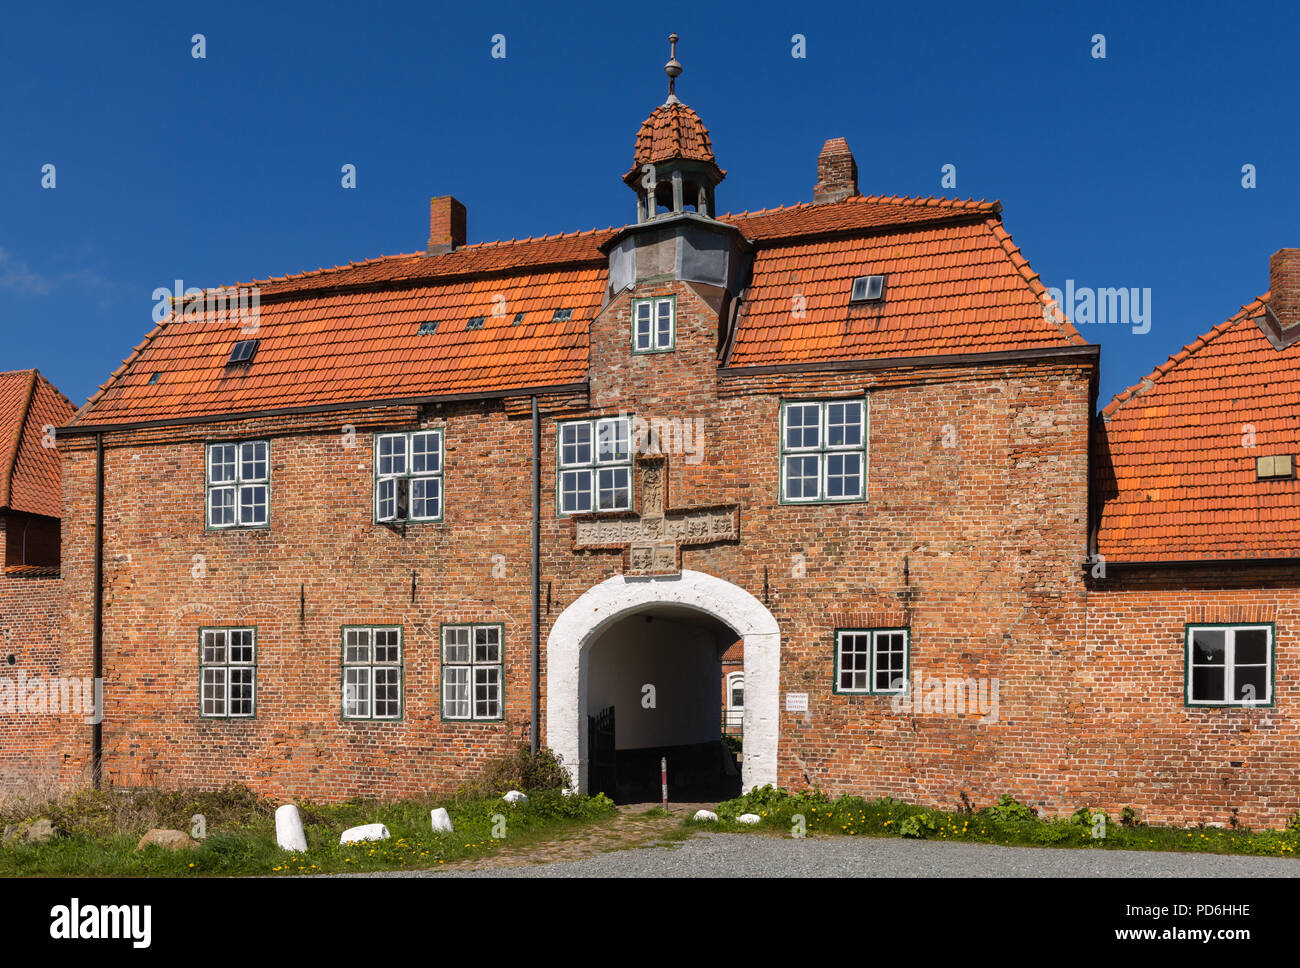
[785,692,808,712]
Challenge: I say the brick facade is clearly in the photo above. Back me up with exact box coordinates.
[0,513,70,795]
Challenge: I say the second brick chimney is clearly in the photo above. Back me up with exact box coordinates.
[1270,248,1300,331]
[813,138,858,204]
[427,196,467,255]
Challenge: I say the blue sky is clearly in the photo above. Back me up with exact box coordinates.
[2,0,1297,408]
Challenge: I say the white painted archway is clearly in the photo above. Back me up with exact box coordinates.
[546,569,779,794]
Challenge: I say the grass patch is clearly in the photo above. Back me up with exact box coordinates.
[0,784,616,877]
[696,787,1300,859]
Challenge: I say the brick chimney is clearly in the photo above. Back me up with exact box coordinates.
[813,138,858,204]
[1270,249,1300,333]
[427,196,467,255]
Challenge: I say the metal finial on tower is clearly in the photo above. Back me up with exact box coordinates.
[664,33,682,101]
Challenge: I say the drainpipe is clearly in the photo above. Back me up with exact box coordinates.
[530,395,540,755]
[92,433,104,789]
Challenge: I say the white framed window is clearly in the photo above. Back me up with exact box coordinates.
[442,625,503,721]
[557,417,632,515]
[632,297,675,352]
[375,430,443,523]
[200,627,256,717]
[207,440,269,528]
[836,628,908,695]
[1186,625,1273,706]
[342,626,403,720]
[781,399,867,503]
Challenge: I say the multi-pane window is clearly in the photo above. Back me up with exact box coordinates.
[1187,625,1272,706]
[781,399,867,503]
[442,625,504,721]
[200,627,256,717]
[207,441,269,528]
[836,628,908,695]
[375,430,443,522]
[342,626,403,720]
[633,297,675,352]
[557,417,632,515]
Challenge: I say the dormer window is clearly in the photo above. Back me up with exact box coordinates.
[633,297,675,353]
[850,275,886,303]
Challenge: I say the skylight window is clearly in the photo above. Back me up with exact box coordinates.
[417,321,439,335]
[466,316,485,330]
[512,312,524,324]
[227,340,259,365]
[850,275,886,303]
[1256,455,1294,480]
[553,309,573,321]
[146,372,160,386]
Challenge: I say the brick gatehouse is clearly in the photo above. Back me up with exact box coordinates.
[6,42,1299,827]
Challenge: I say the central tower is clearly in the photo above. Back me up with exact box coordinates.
[603,34,749,308]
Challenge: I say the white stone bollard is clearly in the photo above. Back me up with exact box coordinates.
[339,823,390,845]
[275,804,308,852]
[737,813,761,825]
[693,809,718,822]
[430,808,454,833]
[503,790,528,804]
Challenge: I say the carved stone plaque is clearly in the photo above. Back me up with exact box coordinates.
[569,453,739,577]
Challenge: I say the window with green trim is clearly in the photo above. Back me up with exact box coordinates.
[207,441,269,527]
[781,399,866,503]
[200,627,256,717]
[342,626,403,719]
[633,297,675,352]
[836,628,907,694]
[442,625,503,720]
[375,430,443,522]
[1186,625,1272,705]
[557,417,632,515]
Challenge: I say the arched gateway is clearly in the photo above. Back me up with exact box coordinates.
[546,570,779,796]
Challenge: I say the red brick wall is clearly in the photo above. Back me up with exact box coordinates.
[1080,568,1300,828]
[0,513,72,795]
[55,276,1103,815]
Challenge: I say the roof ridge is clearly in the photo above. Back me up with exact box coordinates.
[184,226,620,298]
[1,370,39,508]
[718,193,1001,222]
[1101,294,1271,419]
[984,218,1086,346]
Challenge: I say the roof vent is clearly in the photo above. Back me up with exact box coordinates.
[417,321,439,335]
[227,340,259,365]
[850,275,885,303]
[552,308,573,321]
[466,316,485,330]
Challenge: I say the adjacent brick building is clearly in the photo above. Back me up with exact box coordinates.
[7,45,1297,827]
[0,369,76,794]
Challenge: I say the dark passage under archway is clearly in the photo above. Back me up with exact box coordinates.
[584,605,742,804]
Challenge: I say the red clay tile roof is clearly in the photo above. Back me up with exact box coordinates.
[725,213,1083,365]
[624,100,718,182]
[0,370,75,518]
[68,194,1085,430]
[1094,294,1300,562]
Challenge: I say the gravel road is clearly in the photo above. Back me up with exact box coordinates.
[378,832,1299,878]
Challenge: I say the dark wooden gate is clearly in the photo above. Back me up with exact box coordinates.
[588,705,616,797]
